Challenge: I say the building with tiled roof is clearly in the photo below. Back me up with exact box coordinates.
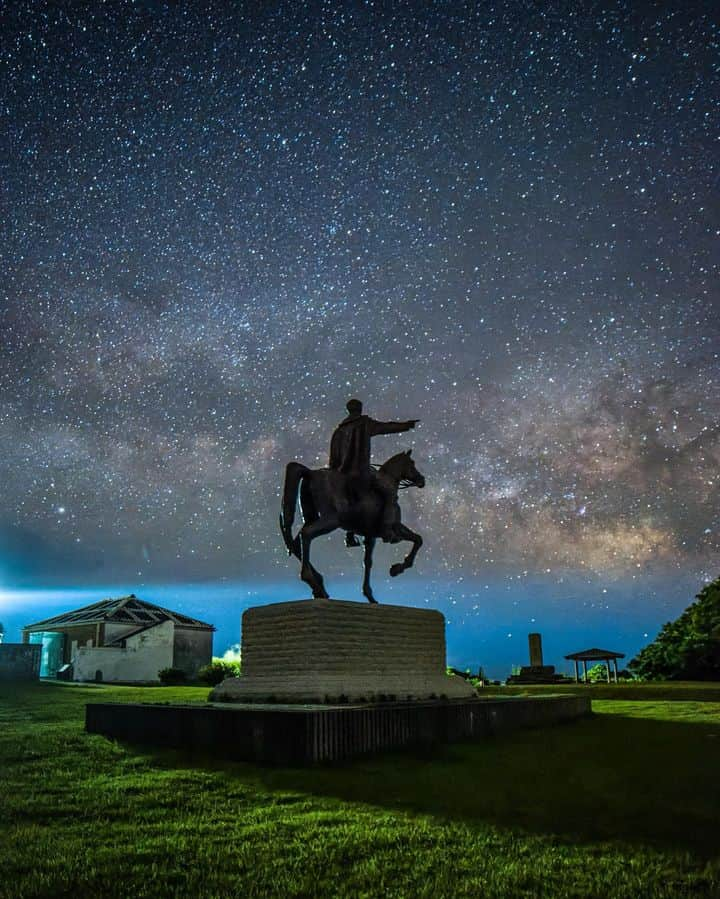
[23,595,214,683]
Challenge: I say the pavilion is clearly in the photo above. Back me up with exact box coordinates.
[564,648,625,683]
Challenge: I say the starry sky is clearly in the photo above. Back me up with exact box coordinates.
[1,1,718,674]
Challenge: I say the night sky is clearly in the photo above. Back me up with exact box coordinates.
[1,1,718,675]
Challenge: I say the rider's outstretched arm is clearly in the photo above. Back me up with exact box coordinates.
[368,418,419,436]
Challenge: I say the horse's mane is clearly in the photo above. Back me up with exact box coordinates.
[377,451,415,488]
[380,450,410,466]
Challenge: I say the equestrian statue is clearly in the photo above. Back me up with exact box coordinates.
[280,399,425,602]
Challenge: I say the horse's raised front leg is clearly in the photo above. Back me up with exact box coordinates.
[389,524,423,578]
[362,536,378,604]
[299,516,339,599]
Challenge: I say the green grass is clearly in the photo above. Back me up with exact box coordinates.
[1,682,719,897]
[479,680,720,701]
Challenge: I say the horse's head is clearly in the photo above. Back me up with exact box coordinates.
[382,450,425,489]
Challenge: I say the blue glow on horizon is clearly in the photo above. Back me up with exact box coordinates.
[0,573,696,679]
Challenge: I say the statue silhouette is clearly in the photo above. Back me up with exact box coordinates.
[280,401,424,603]
[328,398,418,544]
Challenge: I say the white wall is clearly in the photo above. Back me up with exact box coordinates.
[73,620,174,683]
[104,622,147,642]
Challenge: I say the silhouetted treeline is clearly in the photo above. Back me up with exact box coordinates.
[630,576,720,680]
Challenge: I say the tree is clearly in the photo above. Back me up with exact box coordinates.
[629,576,720,681]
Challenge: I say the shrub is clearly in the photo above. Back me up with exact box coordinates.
[197,660,241,686]
[586,663,610,682]
[158,667,186,685]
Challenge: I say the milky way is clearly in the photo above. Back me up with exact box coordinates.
[1,1,718,630]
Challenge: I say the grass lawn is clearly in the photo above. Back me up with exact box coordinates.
[479,680,720,702]
[1,682,719,898]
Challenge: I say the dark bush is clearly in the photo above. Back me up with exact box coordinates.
[158,667,186,685]
[197,660,241,686]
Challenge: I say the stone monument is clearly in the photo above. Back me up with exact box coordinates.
[213,398,475,703]
[529,632,543,667]
[86,401,593,763]
[506,632,566,684]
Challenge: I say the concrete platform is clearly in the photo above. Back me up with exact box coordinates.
[85,694,592,765]
[210,598,476,703]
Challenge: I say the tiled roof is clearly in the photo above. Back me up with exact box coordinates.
[23,595,214,631]
[564,647,625,660]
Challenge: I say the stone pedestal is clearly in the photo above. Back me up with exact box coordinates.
[210,598,477,703]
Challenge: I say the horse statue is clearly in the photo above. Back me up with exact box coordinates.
[279,451,425,603]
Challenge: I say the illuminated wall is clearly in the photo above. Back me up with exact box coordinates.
[73,619,174,683]
[28,631,65,677]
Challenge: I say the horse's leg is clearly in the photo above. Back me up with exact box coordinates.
[389,524,423,578]
[298,538,323,587]
[297,477,332,589]
[300,516,339,599]
[292,477,317,561]
[361,537,378,604]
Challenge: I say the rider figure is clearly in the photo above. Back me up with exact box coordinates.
[329,398,418,545]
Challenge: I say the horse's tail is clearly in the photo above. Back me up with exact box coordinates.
[280,462,310,557]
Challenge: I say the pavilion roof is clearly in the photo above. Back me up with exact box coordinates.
[23,595,214,631]
[564,647,625,661]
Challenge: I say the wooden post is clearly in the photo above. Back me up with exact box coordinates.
[573,660,579,682]
[613,658,619,683]
[583,659,588,682]
[605,660,611,683]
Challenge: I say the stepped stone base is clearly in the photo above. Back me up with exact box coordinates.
[507,665,568,685]
[210,598,477,704]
